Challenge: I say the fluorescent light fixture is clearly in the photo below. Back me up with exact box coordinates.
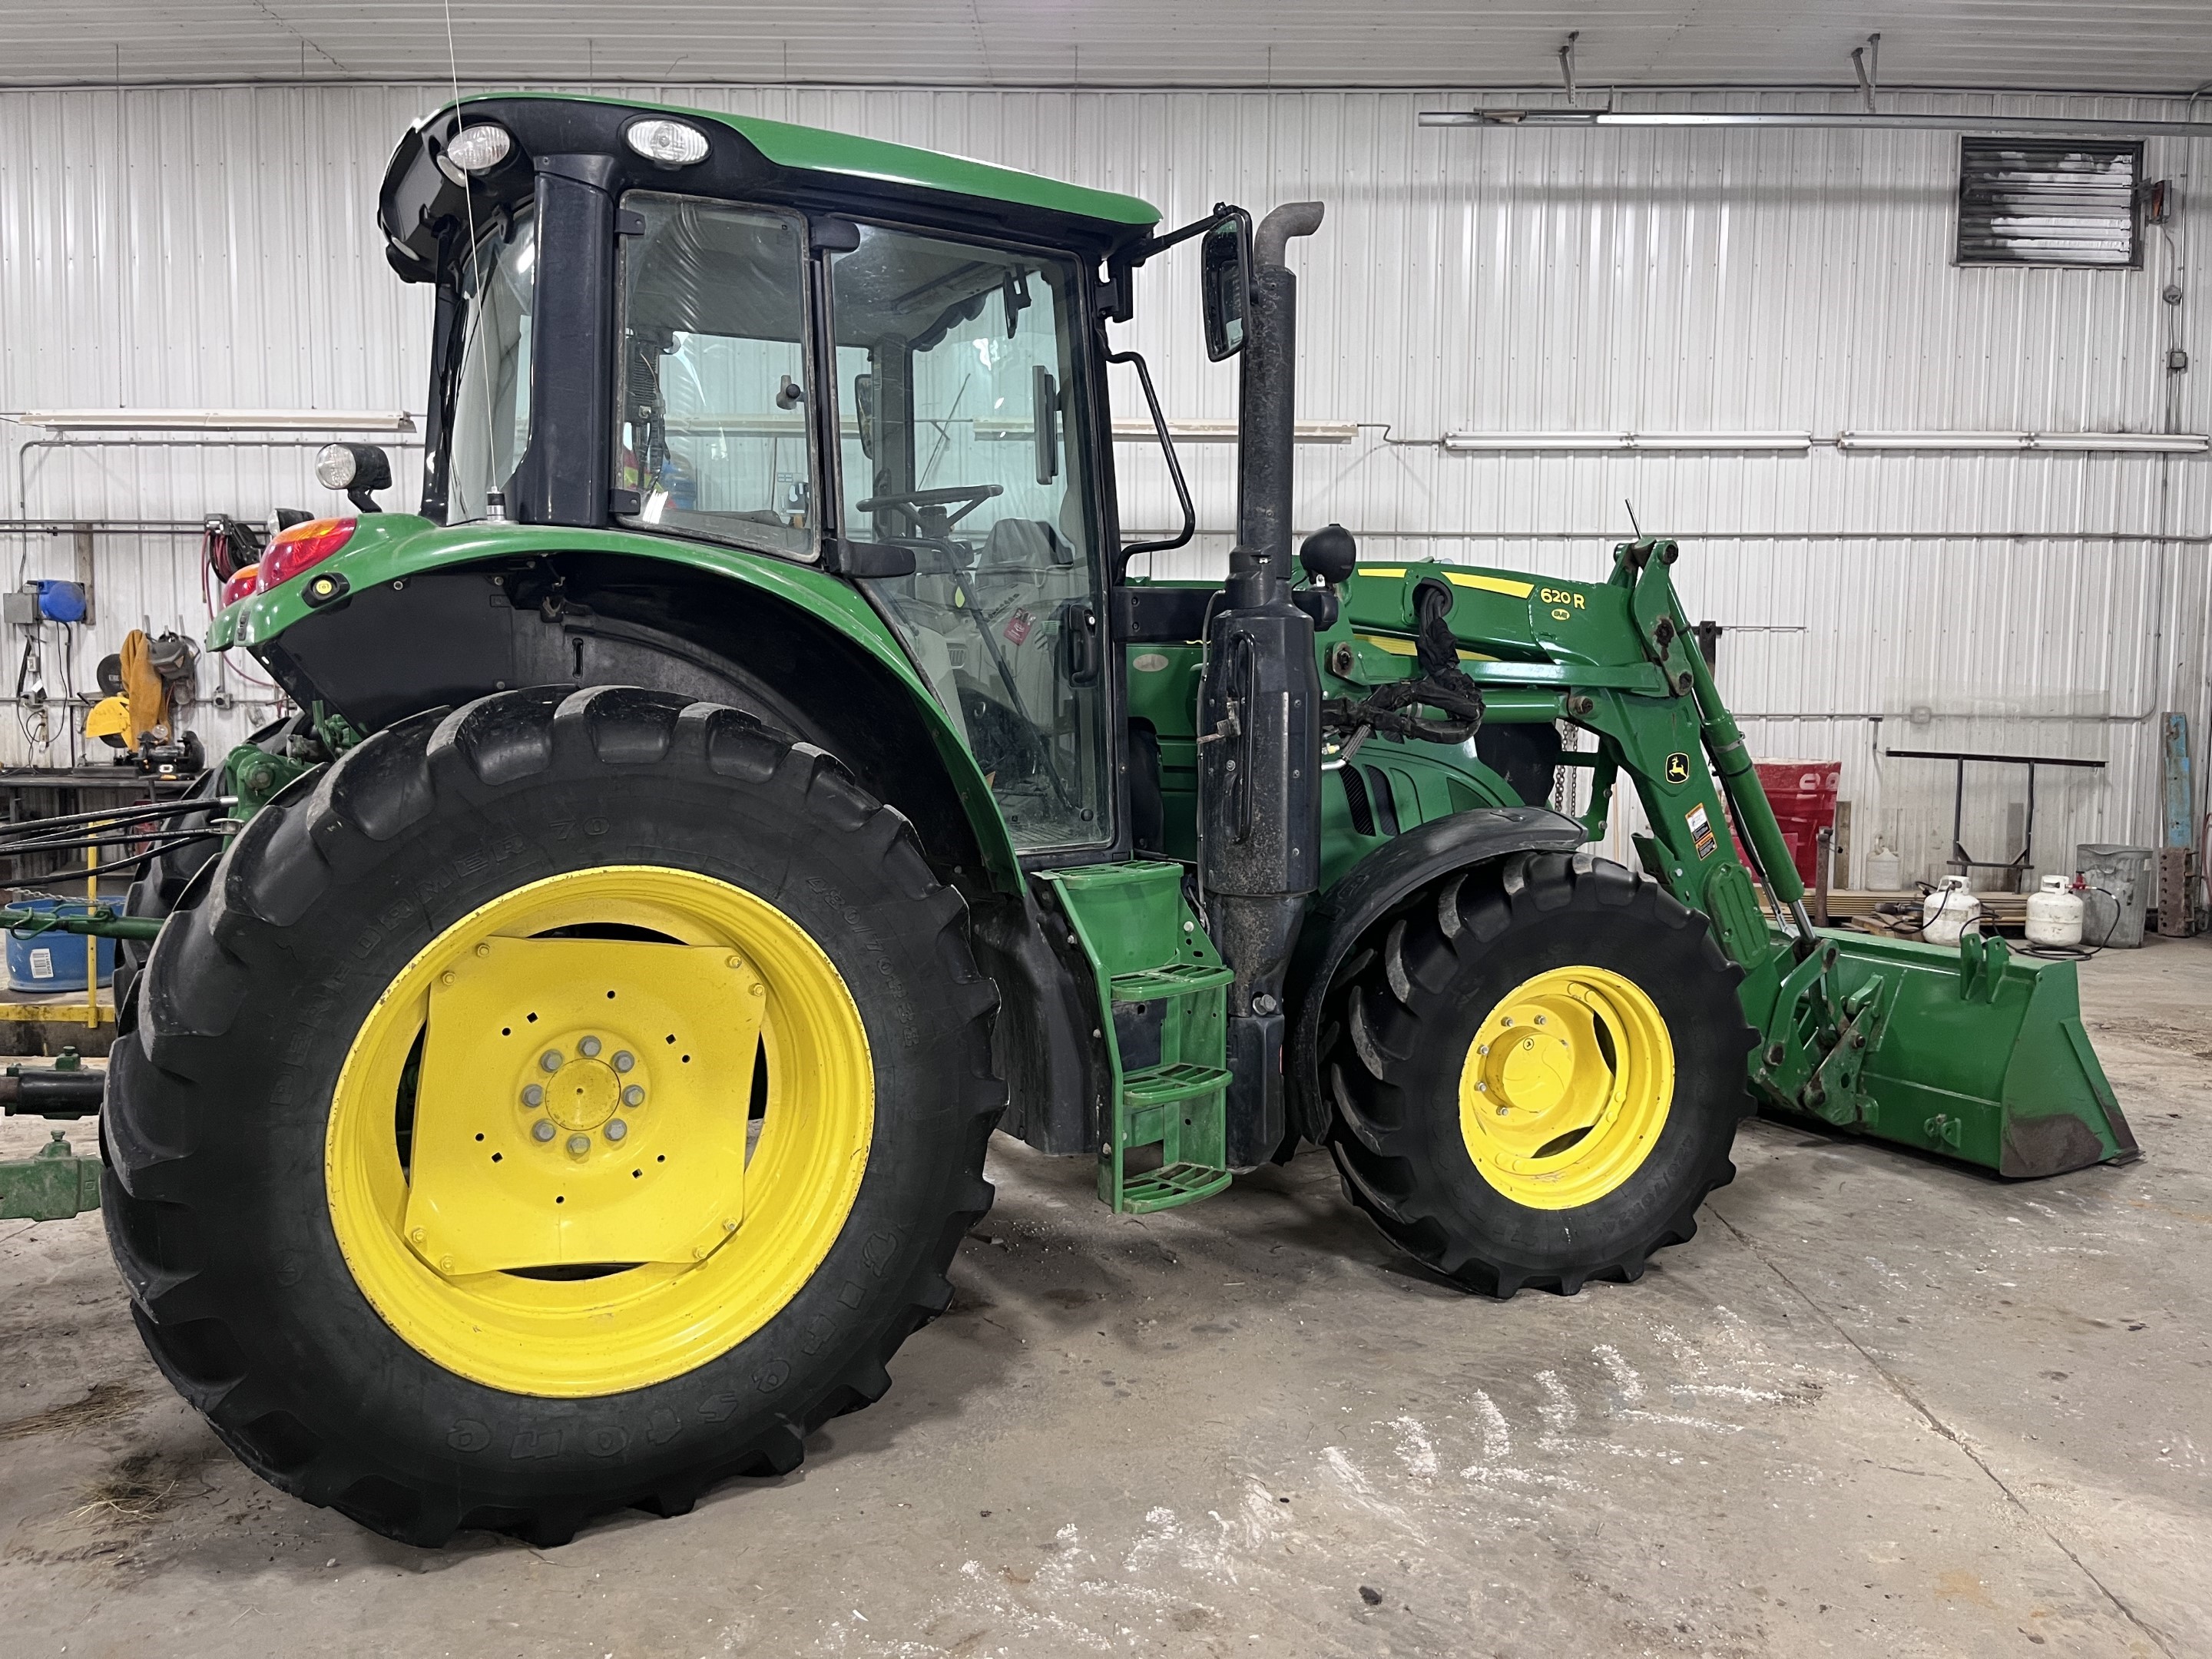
[1839,431,2209,453]
[1445,431,1628,452]
[1085,419,1357,444]
[15,409,418,433]
[1133,419,1358,444]
[1442,432,1811,453]
[1837,431,2025,451]
[1631,432,1811,452]
[2030,432,2210,453]
[1419,110,2212,140]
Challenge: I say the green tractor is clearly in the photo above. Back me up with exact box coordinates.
[73,96,2133,1547]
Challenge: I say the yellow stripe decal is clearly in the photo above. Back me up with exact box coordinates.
[1445,571,1536,598]
[1349,566,1535,599]
[1356,634,1495,663]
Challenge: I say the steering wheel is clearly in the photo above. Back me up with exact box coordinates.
[854,483,1004,535]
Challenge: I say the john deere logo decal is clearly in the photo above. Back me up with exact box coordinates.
[1664,751,1692,784]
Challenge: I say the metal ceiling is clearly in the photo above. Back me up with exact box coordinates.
[0,1,2208,93]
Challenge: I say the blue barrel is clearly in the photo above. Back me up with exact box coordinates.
[5,899,117,992]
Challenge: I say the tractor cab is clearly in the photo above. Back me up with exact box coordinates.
[386,96,1177,856]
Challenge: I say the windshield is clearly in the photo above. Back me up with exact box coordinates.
[447,207,535,523]
[614,194,813,556]
[831,226,1109,851]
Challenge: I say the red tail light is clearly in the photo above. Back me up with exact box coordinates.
[258,517,356,591]
[221,564,261,607]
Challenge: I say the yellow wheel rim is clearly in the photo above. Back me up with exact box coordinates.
[326,866,873,1397]
[1457,965,1673,1210]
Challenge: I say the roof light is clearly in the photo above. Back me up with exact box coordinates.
[439,123,513,180]
[625,118,710,167]
[314,443,360,489]
[258,518,356,592]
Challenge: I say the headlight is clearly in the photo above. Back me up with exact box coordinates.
[314,443,358,489]
[625,118,710,167]
[438,122,513,181]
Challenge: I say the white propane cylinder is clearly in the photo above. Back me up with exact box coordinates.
[1864,836,1902,890]
[1921,874,1982,945]
[2025,874,2085,946]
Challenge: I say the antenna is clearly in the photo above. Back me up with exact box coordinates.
[1624,498,1643,538]
[1559,32,1579,106]
[442,0,502,521]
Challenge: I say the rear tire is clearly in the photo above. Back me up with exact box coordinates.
[1320,849,1752,1296]
[103,687,1001,1545]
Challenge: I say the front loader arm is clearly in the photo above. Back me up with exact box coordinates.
[1323,540,2136,1179]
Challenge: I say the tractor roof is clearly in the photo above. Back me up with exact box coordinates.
[380,93,1161,283]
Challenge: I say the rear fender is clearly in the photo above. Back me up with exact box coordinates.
[221,519,1021,892]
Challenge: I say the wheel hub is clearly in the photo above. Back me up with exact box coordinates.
[1458,965,1675,1209]
[542,1047,627,1133]
[396,932,765,1275]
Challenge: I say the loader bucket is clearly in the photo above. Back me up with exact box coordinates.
[1770,929,2138,1178]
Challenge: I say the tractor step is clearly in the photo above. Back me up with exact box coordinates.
[1121,1061,1233,1108]
[1110,962,1234,1001]
[1118,1161,1233,1214]
[1035,860,1233,1216]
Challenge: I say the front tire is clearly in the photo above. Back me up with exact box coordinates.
[103,687,1001,1546]
[1320,849,1753,1296]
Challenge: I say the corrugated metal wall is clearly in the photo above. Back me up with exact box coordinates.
[2,83,2204,885]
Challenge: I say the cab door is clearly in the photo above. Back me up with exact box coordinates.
[824,224,1113,856]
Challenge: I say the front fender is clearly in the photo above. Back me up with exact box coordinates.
[1284,805,1588,1144]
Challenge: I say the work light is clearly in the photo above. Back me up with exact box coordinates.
[625,118,710,167]
[439,123,513,180]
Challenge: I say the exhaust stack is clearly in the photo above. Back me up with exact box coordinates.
[1200,200,1326,1168]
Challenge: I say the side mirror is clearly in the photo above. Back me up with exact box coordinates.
[1201,215,1251,362]
[1032,366,1060,485]
[853,373,879,460]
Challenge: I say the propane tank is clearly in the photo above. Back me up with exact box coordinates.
[2025,873,2086,947]
[1863,835,1902,891]
[1921,874,1982,945]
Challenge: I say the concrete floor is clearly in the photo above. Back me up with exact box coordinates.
[2,938,2207,1658]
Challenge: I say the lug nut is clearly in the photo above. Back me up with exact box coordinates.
[1475,1080,1488,1092]
[604,1119,628,1143]
[612,1051,635,1073]
[1534,1015,1547,1026]
[522,1084,544,1108]
[531,1119,556,1142]
[440,970,456,988]
[567,1134,591,1156]
[622,1084,645,1108]
[578,1035,602,1058]
[540,1051,564,1073]
[1477,1044,1489,1056]
[1501,1017,1514,1028]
